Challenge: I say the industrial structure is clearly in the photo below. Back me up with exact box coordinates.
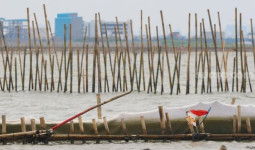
[87,20,131,39]
[0,18,28,40]
[55,13,84,41]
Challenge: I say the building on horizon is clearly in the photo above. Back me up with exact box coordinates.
[87,20,131,39]
[55,13,84,41]
[0,18,28,40]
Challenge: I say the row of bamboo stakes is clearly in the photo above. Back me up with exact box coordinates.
[0,99,253,144]
[0,6,254,94]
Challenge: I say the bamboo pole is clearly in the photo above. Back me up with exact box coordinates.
[160,10,172,92]
[195,13,198,94]
[202,19,210,93]
[78,116,85,134]
[103,117,110,135]
[250,19,255,68]
[92,119,98,135]
[80,27,87,93]
[97,94,102,119]
[98,13,109,92]
[200,22,205,93]
[40,117,46,130]
[48,21,60,72]
[161,47,165,94]
[165,113,173,134]
[246,117,252,134]
[2,115,6,144]
[140,116,147,135]
[237,105,241,133]
[43,4,53,79]
[85,45,89,92]
[169,24,179,94]
[177,52,181,94]
[78,116,85,143]
[57,51,64,92]
[96,15,102,93]
[138,10,145,92]
[34,13,44,91]
[231,98,236,105]
[17,26,23,88]
[44,60,48,91]
[27,8,33,91]
[104,23,114,83]
[2,115,6,134]
[186,13,191,94]
[145,24,152,93]
[70,121,74,144]
[155,26,161,94]
[218,12,229,91]
[124,22,132,91]
[116,17,127,91]
[232,57,236,92]
[233,115,237,134]
[158,106,165,134]
[15,57,17,91]
[235,8,239,92]
[239,14,244,92]
[20,117,27,144]
[148,18,155,93]
[50,56,55,92]
[32,21,39,91]
[22,47,27,91]
[207,10,223,91]
[77,49,80,93]
[30,119,36,131]
[8,49,14,91]
[130,20,138,91]
[92,14,97,93]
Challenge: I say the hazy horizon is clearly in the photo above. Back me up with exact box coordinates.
[1,0,255,36]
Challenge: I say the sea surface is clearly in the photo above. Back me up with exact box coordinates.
[0,52,255,149]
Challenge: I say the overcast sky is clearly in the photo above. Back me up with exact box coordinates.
[1,0,255,36]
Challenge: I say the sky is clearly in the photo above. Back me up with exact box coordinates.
[1,0,255,36]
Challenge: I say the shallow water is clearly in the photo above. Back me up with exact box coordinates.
[2,141,255,150]
[0,52,255,149]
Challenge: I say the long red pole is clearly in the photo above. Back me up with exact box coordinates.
[50,91,131,131]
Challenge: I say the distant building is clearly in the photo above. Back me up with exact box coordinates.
[0,18,28,39]
[55,13,84,41]
[87,20,131,39]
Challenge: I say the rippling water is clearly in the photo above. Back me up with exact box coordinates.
[0,52,255,149]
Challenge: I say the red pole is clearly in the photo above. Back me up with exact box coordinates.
[50,91,131,131]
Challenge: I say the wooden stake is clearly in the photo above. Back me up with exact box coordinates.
[92,119,98,135]
[70,121,74,144]
[2,115,6,134]
[237,105,241,133]
[165,113,173,134]
[20,117,27,144]
[140,116,147,135]
[158,106,165,134]
[246,117,252,134]
[40,117,46,130]
[97,94,102,119]
[103,117,110,135]
[233,115,237,134]
[160,10,172,92]
[231,98,236,105]
[30,119,36,131]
